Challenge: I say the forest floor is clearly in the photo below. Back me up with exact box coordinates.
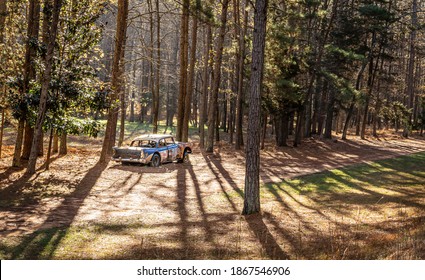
[0,124,424,259]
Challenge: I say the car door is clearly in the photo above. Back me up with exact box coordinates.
[157,138,169,162]
[165,137,179,161]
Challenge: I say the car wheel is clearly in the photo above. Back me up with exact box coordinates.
[178,150,190,164]
[150,154,161,167]
[183,151,190,163]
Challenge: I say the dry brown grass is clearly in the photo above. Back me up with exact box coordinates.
[0,128,424,259]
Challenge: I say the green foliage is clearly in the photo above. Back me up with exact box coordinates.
[264,0,310,115]
[5,0,107,138]
[358,4,396,23]
[381,101,411,124]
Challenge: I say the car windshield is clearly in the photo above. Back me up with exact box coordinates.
[131,140,157,148]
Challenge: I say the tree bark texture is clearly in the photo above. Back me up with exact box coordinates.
[235,0,248,150]
[403,0,417,138]
[182,5,199,142]
[176,0,190,141]
[200,23,212,148]
[99,0,128,163]
[152,0,161,133]
[0,0,7,44]
[206,0,230,152]
[26,0,62,174]
[0,108,4,158]
[242,0,268,215]
[12,0,40,166]
[59,133,67,155]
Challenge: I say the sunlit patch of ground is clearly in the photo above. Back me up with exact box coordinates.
[0,127,424,259]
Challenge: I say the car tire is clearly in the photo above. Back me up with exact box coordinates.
[150,154,161,167]
[178,150,190,164]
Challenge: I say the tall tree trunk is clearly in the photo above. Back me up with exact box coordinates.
[317,80,328,136]
[147,0,155,125]
[21,124,34,160]
[342,60,367,140]
[53,133,58,153]
[26,0,62,175]
[200,23,212,148]
[294,108,304,145]
[99,0,128,163]
[275,113,290,147]
[403,0,417,138]
[176,0,190,141]
[242,0,268,215]
[372,59,385,137]
[0,2,6,158]
[183,2,199,142]
[0,107,4,158]
[22,0,42,160]
[261,113,267,150]
[38,131,43,156]
[59,133,67,155]
[361,34,382,140]
[193,73,199,128]
[130,40,137,123]
[0,0,7,44]
[152,0,161,133]
[12,121,24,167]
[206,0,230,152]
[118,82,126,146]
[304,0,339,138]
[12,0,40,167]
[118,28,127,147]
[45,129,54,170]
[235,0,248,150]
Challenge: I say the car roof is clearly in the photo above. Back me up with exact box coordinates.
[132,134,174,141]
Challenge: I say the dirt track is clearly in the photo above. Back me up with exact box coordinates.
[0,135,424,259]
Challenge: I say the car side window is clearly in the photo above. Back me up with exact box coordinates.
[165,137,174,146]
[159,139,166,147]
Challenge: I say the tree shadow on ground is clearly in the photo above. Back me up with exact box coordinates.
[244,213,290,259]
[2,162,107,259]
[1,150,424,260]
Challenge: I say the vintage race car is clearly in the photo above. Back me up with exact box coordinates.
[112,134,192,167]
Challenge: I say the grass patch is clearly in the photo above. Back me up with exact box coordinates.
[268,151,425,196]
[1,152,424,259]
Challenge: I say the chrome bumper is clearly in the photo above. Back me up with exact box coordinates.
[111,157,148,164]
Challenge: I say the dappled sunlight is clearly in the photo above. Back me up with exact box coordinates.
[1,139,424,259]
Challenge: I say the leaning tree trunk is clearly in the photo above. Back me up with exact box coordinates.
[99,0,128,163]
[26,0,62,175]
[242,0,268,215]
[45,129,54,170]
